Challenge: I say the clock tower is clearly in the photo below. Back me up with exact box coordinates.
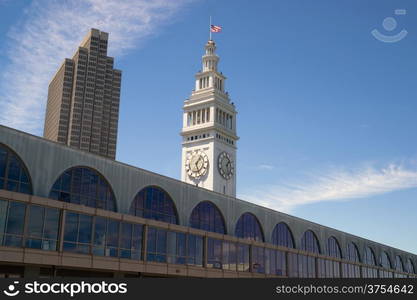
[181,39,238,197]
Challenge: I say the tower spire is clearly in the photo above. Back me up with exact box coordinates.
[209,16,212,41]
[202,39,219,72]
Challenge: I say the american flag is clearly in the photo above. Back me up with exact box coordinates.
[210,25,222,33]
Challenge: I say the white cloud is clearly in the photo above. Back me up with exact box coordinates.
[0,0,196,134]
[239,161,417,213]
[257,164,275,170]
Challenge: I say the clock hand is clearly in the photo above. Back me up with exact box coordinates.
[192,158,199,171]
[195,157,201,168]
[194,156,203,170]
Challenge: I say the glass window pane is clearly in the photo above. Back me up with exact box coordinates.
[78,214,92,243]
[26,238,42,249]
[27,205,44,238]
[327,237,341,258]
[147,227,156,255]
[49,167,116,211]
[156,229,167,254]
[0,146,32,195]
[189,201,226,234]
[0,200,9,237]
[0,148,7,179]
[288,253,298,277]
[167,231,176,257]
[44,208,60,240]
[237,244,250,272]
[132,224,143,260]
[6,181,18,192]
[61,172,71,193]
[195,236,203,266]
[94,217,106,247]
[187,234,203,266]
[276,250,286,276]
[129,186,178,224]
[208,238,222,269]
[228,242,237,271]
[7,155,21,181]
[120,222,132,249]
[106,220,119,248]
[177,233,186,258]
[6,201,26,235]
[300,230,320,254]
[272,223,294,248]
[235,213,264,242]
[252,246,265,273]
[64,212,78,242]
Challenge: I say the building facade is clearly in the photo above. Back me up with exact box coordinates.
[43,29,122,160]
[181,40,238,197]
[0,125,415,278]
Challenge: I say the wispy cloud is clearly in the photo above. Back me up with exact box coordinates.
[257,164,275,170]
[239,161,417,213]
[0,0,196,134]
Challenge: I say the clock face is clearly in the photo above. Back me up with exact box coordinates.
[218,152,234,180]
[185,150,209,179]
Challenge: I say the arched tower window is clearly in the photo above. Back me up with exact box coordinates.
[49,166,116,211]
[189,201,226,234]
[271,222,294,248]
[0,144,32,194]
[327,237,342,258]
[234,212,264,242]
[300,230,320,254]
[129,186,178,224]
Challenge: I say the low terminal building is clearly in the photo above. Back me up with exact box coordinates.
[0,124,416,278]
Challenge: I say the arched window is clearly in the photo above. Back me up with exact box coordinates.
[300,230,320,254]
[327,237,342,258]
[271,222,294,248]
[380,252,392,269]
[234,213,264,242]
[363,247,378,278]
[342,242,361,278]
[395,256,404,272]
[49,167,116,211]
[0,144,32,194]
[346,242,360,262]
[379,251,393,278]
[189,201,226,234]
[364,247,376,265]
[129,186,178,224]
[406,259,415,274]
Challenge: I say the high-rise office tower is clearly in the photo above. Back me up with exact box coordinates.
[43,28,122,159]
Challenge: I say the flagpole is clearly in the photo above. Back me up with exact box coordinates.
[209,16,212,40]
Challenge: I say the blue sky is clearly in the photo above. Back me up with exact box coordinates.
[0,0,417,254]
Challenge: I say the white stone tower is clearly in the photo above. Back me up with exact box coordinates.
[181,39,238,197]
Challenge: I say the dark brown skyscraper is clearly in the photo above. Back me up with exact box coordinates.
[44,28,121,159]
